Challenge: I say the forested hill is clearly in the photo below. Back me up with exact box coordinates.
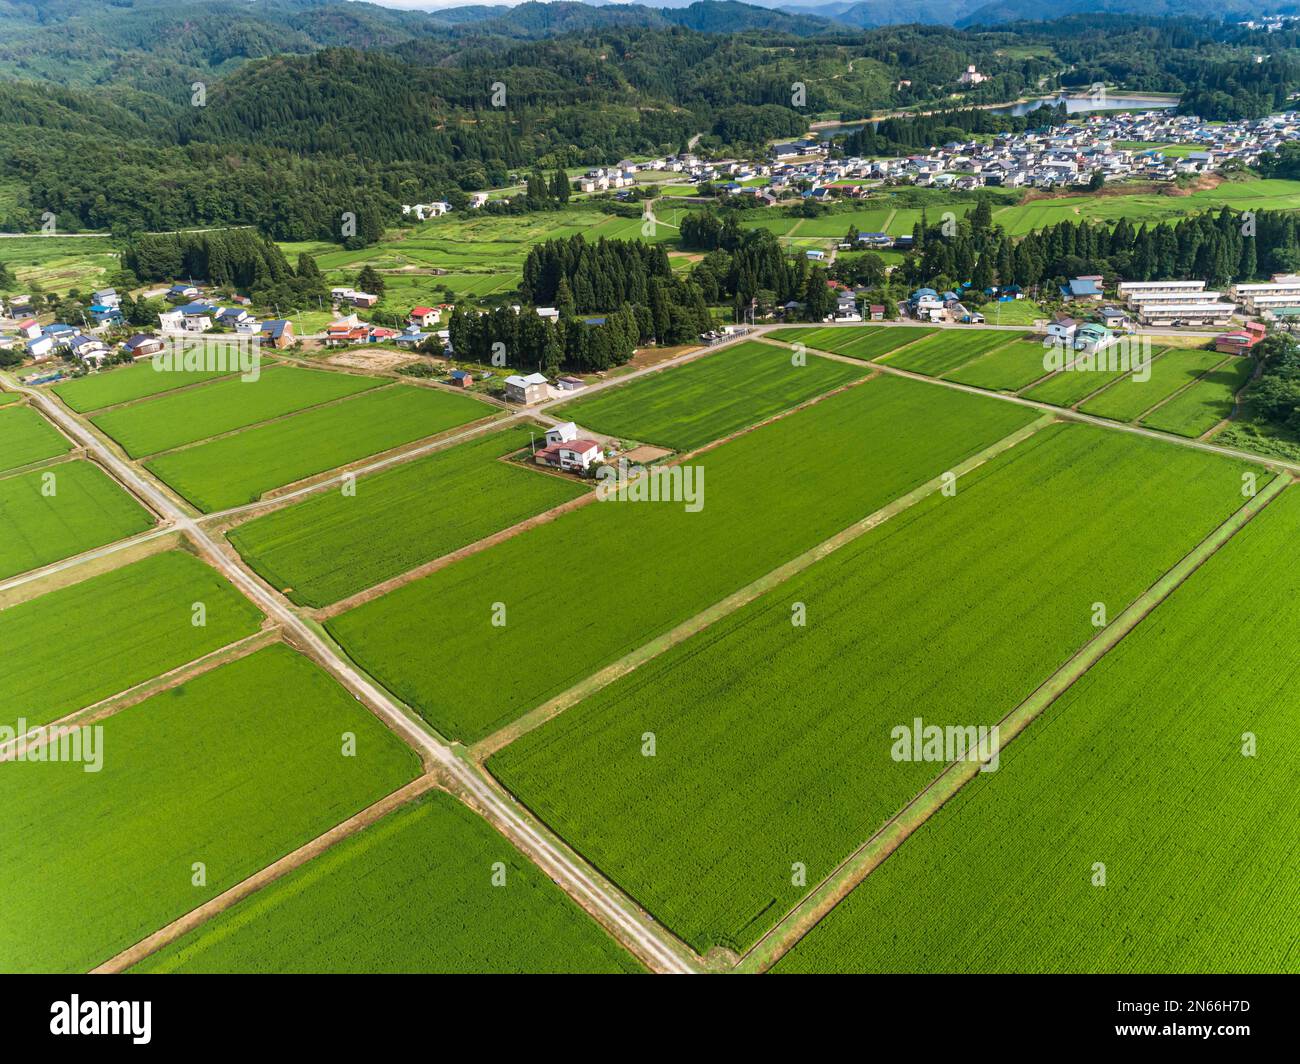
[3,6,1300,241]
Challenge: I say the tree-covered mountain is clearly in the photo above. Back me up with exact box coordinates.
[3,4,1299,242]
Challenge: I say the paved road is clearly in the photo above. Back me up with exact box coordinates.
[4,373,696,975]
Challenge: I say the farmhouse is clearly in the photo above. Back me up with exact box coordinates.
[67,334,110,363]
[409,307,439,327]
[534,425,602,472]
[1046,315,1078,344]
[504,372,549,405]
[1215,321,1268,354]
[123,334,165,357]
[261,320,295,349]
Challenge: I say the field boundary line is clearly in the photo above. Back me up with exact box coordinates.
[470,413,1056,761]
[128,379,407,460]
[202,412,525,525]
[865,358,1300,475]
[0,526,182,601]
[90,775,441,974]
[0,628,280,760]
[736,471,1292,974]
[317,366,879,620]
[1133,354,1234,425]
[312,489,600,620]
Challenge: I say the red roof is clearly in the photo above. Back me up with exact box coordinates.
[561,438,600,453]
[410,306,436,317]
[17,319,37,329]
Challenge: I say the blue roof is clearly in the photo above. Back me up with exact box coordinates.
[261,320,291,338]
[176,302,217,315]
[1066,278,1102,296]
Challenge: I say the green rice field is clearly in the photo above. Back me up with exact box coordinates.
[1021,362,1136,408]
[0,404,70,473]
[943,338,1054,392]
[1139,356,1253,437]
[134,792,642,974]
[0,644,420,973]
[776,484,1300,974]
[92,365,382,458]
[228,426,587,608]
[328,376,1040,743]
[145,385,494,513]
[0,460,154,581]
[0,550,264,734]
[554,340,869,452]
[53,361,239,414]
[1079,349,1226,422]
[881,329,1030,376]
[764,326,937,361]
[489,423,1264,954]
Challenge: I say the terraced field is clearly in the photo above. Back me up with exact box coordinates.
[942,338,1054,392]
[0,404,70,473]
[554,340,869,452]
[0,550,264,734]
[880,329,1030,377]
[146,385,494,512]
[229,426,587,608]
[489,423,1264,954]
[776,485,1300,974]
[1139,356,1253,437]
[0,460,154,581]
[92,365,382,458]
[764,326,937,362]
[1079,349,1225,422]
[53,362,239,414]
[0,644,420,973]
[328,377,1041,743]
[135,793,642,974]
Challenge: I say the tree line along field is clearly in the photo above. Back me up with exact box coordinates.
[144,384,494,513]
[328,377,1042,744]
[775,484,1300,975]
[489,423,1267,955]
[0,460,155,581]
[0,404,71,474]
[879,329,1032,377]
[53,361,242,414]
[1140,356,1254,438]
[554,340,870,453]
[227,425,588,608]
[134,792,642,974]
[1078,349,1229,423]
[765,326,938,362]
[0,550,264,735]
[90,365,383,458]
[0,644,421,974]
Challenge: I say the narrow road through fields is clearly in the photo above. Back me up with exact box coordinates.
[5,374,698,975]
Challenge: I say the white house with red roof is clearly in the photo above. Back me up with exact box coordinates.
[409,306,439,327]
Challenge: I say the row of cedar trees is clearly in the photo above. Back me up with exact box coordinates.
[893,204,1300,297]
